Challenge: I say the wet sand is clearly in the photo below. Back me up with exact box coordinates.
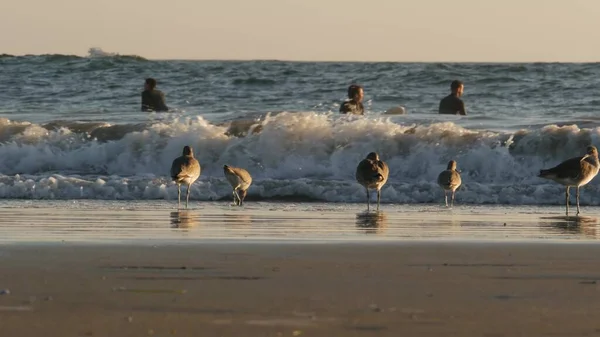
[1,201,600,242]
[2,242,600,336]
[2,201,600,336]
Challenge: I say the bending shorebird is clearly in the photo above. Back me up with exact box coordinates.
[437,160,462,207]
[538,145,600,216]
[356,152,389,211]
[170,146,201,209]
[223,165,252,206]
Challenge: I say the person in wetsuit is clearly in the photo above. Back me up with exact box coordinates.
[339,84,365,115]
[438,80,466,115]
[141,78,169,112]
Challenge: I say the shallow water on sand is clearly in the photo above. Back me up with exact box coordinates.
[1,201,599,244]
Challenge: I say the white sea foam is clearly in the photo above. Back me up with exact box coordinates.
[0,112,599,204]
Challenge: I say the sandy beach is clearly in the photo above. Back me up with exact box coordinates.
[2,242,600,336]
[2,201,600,336]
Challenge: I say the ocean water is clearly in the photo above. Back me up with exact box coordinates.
[1,52,600,205]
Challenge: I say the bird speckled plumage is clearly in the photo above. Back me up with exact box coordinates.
[355,152,389,211]
[437,160,462,207]
[224,165,252,206]
[170,146,201,209]
[538,145,599,216]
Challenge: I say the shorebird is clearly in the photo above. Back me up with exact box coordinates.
[538,145,600,216]
[170,146,201,209]
[356,152,389,211]
[437,160,462,207]
[223,165,252,206]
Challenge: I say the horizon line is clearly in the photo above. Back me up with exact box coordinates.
[3,52,600,64]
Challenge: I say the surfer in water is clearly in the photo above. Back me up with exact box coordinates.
[438,80,466,115]
[141,78,169,112]
[339,84,365,115]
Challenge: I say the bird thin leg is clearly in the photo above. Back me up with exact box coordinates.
[376,189,381,211]
[451,190,456,207]
[365,187,370,212]
[177,184,181,209]
[234,189,242,207]
[576,186,581,216]
[232,190,238,205]
[444,191,448,207]
[185,183,191,209]
[565,187,570,216]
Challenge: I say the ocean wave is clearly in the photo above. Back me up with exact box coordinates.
[232,77,277,86]
[87,47,148,61]
[0,112,599,203]
[0,172,598,206]
[0,50,147,65]
[0,54,84,65]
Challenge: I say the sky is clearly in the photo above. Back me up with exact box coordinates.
[1,0,599,62]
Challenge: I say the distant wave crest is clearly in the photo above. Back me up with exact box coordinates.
[0,48,148,63]
[87,47,147,61]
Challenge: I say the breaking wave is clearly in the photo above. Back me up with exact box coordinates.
[0,112,599,204]
[0,49,147,64]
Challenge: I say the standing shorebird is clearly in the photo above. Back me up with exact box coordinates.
[437,160,462,207]
[170,146,201,209]
[223,165,252,206]
[538,145,600,216]
[356,152,389,211]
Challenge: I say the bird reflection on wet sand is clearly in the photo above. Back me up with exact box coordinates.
[170,210,199,229]
[539,215,599,238]
[356,211,387,234]
[221,213,253,228]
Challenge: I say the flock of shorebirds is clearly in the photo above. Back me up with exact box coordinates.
[170,146,252,209]
[170,145,600,216]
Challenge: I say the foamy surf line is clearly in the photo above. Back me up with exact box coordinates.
[0,201,599,244]
[2,114,600,205]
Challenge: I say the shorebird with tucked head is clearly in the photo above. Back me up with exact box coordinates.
[170,146,201,209]
[223,165,252,206]
[437,160,462,207]
[539,145,600,216]
[356,152,389,211]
